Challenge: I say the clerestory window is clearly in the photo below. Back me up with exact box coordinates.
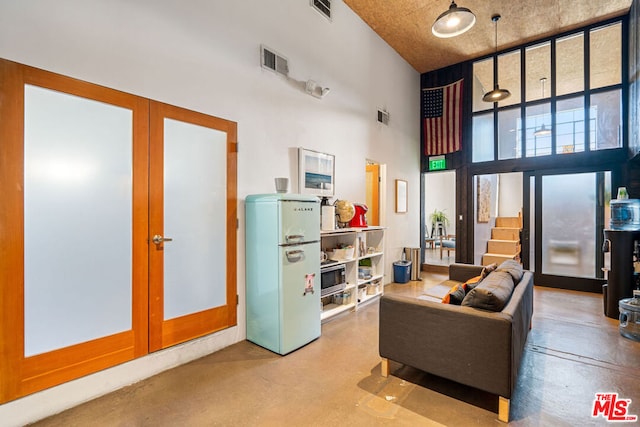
[472,21,623,163]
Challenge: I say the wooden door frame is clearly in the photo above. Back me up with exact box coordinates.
[365,163,380,226]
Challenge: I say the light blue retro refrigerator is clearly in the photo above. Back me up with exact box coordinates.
[245,194,321,355]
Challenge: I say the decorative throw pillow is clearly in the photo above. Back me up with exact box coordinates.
[442,283,466,305]
[481,263,498,280]
[496,259,524,283]
[462,275,482,292]
[461,271,515,311]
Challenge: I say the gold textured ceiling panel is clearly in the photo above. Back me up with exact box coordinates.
[343,0,632,73]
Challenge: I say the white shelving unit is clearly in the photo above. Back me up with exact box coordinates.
[320,227,385,322]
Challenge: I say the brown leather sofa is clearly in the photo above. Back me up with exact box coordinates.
[379,263,534,422]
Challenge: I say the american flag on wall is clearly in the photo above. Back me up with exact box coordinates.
[422,79,463,156]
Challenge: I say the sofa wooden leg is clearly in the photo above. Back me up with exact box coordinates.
[381,358,389,377]
[498,396,510,422]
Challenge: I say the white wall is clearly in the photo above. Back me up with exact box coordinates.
[474,174,498,265]
[498,173,523,217]
[0,0,420,424]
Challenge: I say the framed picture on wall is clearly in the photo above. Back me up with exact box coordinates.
[298,148,335,196]
[477,176,491,222]
[395,179,407,213]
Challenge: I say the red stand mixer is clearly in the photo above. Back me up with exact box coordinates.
[349,203,368,227]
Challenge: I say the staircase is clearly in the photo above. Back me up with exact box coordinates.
[482,215,522,265]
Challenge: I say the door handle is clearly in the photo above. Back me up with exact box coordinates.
[152,234,173,245]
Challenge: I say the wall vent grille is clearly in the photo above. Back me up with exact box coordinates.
[378,109,390,125]
[311,0,331,21]
[261,45,289,76]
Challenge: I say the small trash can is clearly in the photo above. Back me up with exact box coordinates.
[393,260,412,284]
[619,290,640,342]
[404,247,422,280]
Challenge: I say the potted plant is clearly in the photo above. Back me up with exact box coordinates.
[429,209,449,238]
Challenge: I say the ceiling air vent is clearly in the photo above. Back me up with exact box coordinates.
[311,0,331,21]
[377,109,390,125]
[261,45,289,77]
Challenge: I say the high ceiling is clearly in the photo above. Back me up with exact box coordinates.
[343,0,633,74]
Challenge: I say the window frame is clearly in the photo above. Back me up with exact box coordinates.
[471,17,628,168]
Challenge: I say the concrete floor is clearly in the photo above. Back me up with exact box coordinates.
[423,246,455,267]
[32,274,640,426]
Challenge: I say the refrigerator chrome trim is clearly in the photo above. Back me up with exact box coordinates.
[279,240,320,247]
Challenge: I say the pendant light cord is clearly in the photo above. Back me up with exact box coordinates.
[482,14,510,102]
[494,16,498,55]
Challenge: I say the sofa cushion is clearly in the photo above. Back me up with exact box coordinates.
[496,260,524,283]
[461,271,514,311]
[442,283,466,305]
[462,275,482,292]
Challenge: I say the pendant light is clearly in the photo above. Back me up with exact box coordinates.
[432,1,476,38]
[482,14,511,102]
[534,77,552,136]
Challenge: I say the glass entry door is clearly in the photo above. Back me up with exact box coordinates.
[526,170,609,292]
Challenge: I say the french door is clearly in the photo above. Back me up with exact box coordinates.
[0,59,237,403]
[524,169,609,292]
[148,101,237,351]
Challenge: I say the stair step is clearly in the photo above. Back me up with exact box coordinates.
[488,239,520,254]
[495,217,521,228]
[492,227,520,240]
[482,253,519,266]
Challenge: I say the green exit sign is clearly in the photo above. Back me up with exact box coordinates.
[429,156,446,171]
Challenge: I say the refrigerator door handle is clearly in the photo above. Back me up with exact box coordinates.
[285,249,305,262]
[285,234,305,244]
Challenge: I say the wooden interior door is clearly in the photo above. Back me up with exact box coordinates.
[366,163,380,226]
[148,101,237,351]
[0,59,149,402]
